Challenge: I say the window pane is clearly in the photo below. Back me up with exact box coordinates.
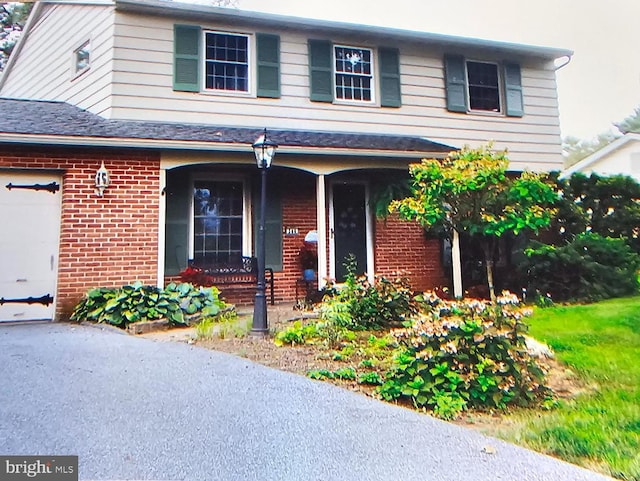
[75,41,90,72]
[204,32,249,92]
[467,61,500,112]
[193,181,244,264]
[334,45,373,102]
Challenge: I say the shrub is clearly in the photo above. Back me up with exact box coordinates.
[321,257,417,330]
[379,292,549,418]
[521,233,640,302]
[178,266,216,286]
[71,281,226,327]
[274,320,356,348]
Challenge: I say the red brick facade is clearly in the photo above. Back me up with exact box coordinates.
[375,213,449,292]
[2,146,450,315]
[0,146,161,318]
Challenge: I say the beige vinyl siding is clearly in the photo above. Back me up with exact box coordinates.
[1,4,115,116]
[109,11,562,170]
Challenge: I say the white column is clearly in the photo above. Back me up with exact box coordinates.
[157,167,167,289]
[452,229,463,298]
[316,174,328,288]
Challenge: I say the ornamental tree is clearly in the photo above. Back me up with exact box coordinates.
[390,144,557,301]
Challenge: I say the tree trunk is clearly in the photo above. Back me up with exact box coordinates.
[481,241,496,303]
[485,259,496,303]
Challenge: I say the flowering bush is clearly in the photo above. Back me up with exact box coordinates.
[321,260,417,330]
[179,266,216,286]
[379,291,549,418]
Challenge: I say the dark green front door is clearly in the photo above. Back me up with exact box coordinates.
[333,183,368,282]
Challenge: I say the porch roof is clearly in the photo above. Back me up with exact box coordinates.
[0,98,455,156]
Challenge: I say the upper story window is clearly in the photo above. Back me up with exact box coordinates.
[444,55,523,118]
[204,32,249,92]
[309,40,401,107]
[334,45,373,102]
[466,61,500,112]
[73,41,90,75]
[174,25,280,98]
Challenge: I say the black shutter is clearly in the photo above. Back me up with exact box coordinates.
[444,54,468,113]
[174,25,201,92]
[379,47,401,108]
[253,187,283,271]
[164,170,191,275]
[256,33,281,98]
[308,39,333,102]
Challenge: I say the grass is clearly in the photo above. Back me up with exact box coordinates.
[499,296,640,480]
[194,312,251,340]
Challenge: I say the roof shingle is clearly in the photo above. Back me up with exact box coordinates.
[0,98,455,153]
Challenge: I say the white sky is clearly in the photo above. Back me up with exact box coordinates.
[238,0,640,140]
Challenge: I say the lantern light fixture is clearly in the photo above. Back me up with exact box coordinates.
[95,161,110,197]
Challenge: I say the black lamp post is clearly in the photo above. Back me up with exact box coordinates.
[251,128,278,337]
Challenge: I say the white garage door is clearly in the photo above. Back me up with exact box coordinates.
[0,171,62,322]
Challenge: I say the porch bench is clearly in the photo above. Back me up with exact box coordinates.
[187,257,274,305]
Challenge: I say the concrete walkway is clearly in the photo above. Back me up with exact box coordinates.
[0,322,613,481]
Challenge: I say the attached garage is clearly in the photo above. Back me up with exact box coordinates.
[0,171,62,322]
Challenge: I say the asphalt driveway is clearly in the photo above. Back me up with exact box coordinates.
[0,322,613,481]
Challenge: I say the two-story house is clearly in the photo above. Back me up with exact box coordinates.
[0,0,572,321]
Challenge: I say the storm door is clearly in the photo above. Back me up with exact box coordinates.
[331,183,370,282]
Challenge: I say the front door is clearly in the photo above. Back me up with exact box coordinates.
[0,172,61,322]
[331,183,369,282]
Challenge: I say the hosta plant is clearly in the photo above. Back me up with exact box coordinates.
[71,281,226,328]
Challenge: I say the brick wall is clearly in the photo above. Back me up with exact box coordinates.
[375,213,450,292]
[0,146,161,319]
[276,173,317,302]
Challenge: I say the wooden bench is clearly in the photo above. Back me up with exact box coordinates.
[184,257,274,305]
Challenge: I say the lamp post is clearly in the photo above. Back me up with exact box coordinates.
[251,128,278,337]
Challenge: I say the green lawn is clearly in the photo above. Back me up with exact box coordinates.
[503,296,640,480]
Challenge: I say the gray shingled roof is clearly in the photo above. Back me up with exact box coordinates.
[0,98,454,153]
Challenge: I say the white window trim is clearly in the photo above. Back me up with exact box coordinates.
[188,174,252,261]
[465,59,503,115]
[71,39,91,80]
[332,44,376,105]
[201,30,255,97]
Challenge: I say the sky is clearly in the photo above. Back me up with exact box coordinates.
[236,0,640,140]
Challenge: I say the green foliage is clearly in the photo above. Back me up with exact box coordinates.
[306,367,357,381]
[307,369,336,380]
[70,282,226,327]
[358,371,383,385]
[519,296,640,480]
[370,178,411,219]
[550,172,640,254]
[195,316,217,340]
[274,320,356,348]
[274,321,321,346]
[522,233,640,302]
[0,2,32,70]
[379,292,549,417]
[194,311,240,340]
[321,257,417,330]
[390,144,557,300]
[333,367,357,380]
[432,391,468,420]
